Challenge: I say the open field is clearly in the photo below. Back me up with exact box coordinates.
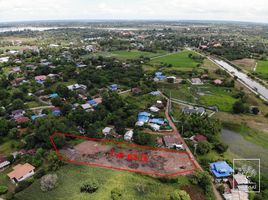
[150,50,201,69]
[14,164,200,200]
[160,82,237,112]
[256,59,268,80]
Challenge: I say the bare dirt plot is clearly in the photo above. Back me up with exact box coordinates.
[232,58,256,71]
[58,140,196,176]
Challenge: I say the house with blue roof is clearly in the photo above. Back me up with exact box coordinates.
[137,112,151,123]
[210,161,234,179]
[49,93,59,99]
[52,108,61,116]
[31,114,46,120]
[150,118,165,125]
[88,99,98,107]
[108,84,119,91]
[154,72,166,81]
[150,91,161,96]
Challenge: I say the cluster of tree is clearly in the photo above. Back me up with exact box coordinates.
[180,114,227,155]
[80,181,99,193]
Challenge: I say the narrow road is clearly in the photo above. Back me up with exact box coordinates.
[163,97,223,200]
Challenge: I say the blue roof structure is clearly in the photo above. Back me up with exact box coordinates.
[137,112,151,123]
[88,100,98,107]
[49,93,59,98]
[155,72,166,80]
[36,80,44,84]
[210,161,234,178]
[109,84,118,91]
[150,118,165,125]
[150,91,161,96]
[31,114,46,120]
[138,112,151,117]
[52,110,61,116]
[155,72,163,76]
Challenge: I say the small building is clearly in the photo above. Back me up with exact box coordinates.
[108,84,119,91]
[183,107,205,116]
[149,91,161,96]
[154,72,166,81]
[88,100,99,107]
[11,109,25,119]
[191,78,203,85]
[67,84,87,91]
[102,127,113,136]
[191,134,208,143]
[49,93,59,99]
[131,87,142,95]
[15,116,30,124]
[52,108,61,116]
[150,118,165,125]
[156,100,164,109]
[163,136,182,149]
[0,155,10,169]
[8,163,35,183]
[149,106,160,112]
[148,123,160,131]
[35,75,47,81]
[167,76,176,83]
[31,114,46,120]
[81,103,92,111]
[124,130,134,141]
[137,112,151,123]
[210,161,234,179]
[214,79,223,85]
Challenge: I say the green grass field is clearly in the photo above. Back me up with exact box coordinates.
[199,86,237,112]
[160,82,237,112]
[15,164,193,200]
[150,50,201,69]
[257,59,268,74]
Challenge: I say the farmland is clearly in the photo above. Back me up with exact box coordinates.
[110,50,168,60]
[149,50,202,70]
[256,59,268,79]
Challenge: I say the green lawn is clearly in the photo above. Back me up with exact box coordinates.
[257,59,268,74]
[15,164,193,200]
[0,138,20,154]
[110,50,168,60]
[150,50,201,69]
[160,82,237,112]
[199,86,237,112]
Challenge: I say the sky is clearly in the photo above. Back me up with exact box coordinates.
[0,0,268,23]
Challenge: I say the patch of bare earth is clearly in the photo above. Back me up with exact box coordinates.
[59,141,195,176]
[232,58,256,71]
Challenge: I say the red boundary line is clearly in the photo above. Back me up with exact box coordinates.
[50,132,197,177]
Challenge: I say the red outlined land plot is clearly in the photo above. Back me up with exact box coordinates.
[50,133,197,177]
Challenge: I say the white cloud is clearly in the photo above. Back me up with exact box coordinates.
[0,0,268,23]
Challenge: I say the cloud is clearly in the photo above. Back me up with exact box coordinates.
[0,0,268,23]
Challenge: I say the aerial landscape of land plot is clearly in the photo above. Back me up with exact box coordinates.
[0,1,268,199]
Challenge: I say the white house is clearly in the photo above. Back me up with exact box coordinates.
[0,155,10,170]
[149,106,160,112]
[102,127,113,136]
[148,123,160,131]
[124,130,134,141]
[7,163,35,183]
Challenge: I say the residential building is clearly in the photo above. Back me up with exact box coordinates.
[102,127,113,136]
[7,163,35,183]
[210,161,234,179]
[163,136,182,149]
[0,155,10,170]
[124,129,134,141]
